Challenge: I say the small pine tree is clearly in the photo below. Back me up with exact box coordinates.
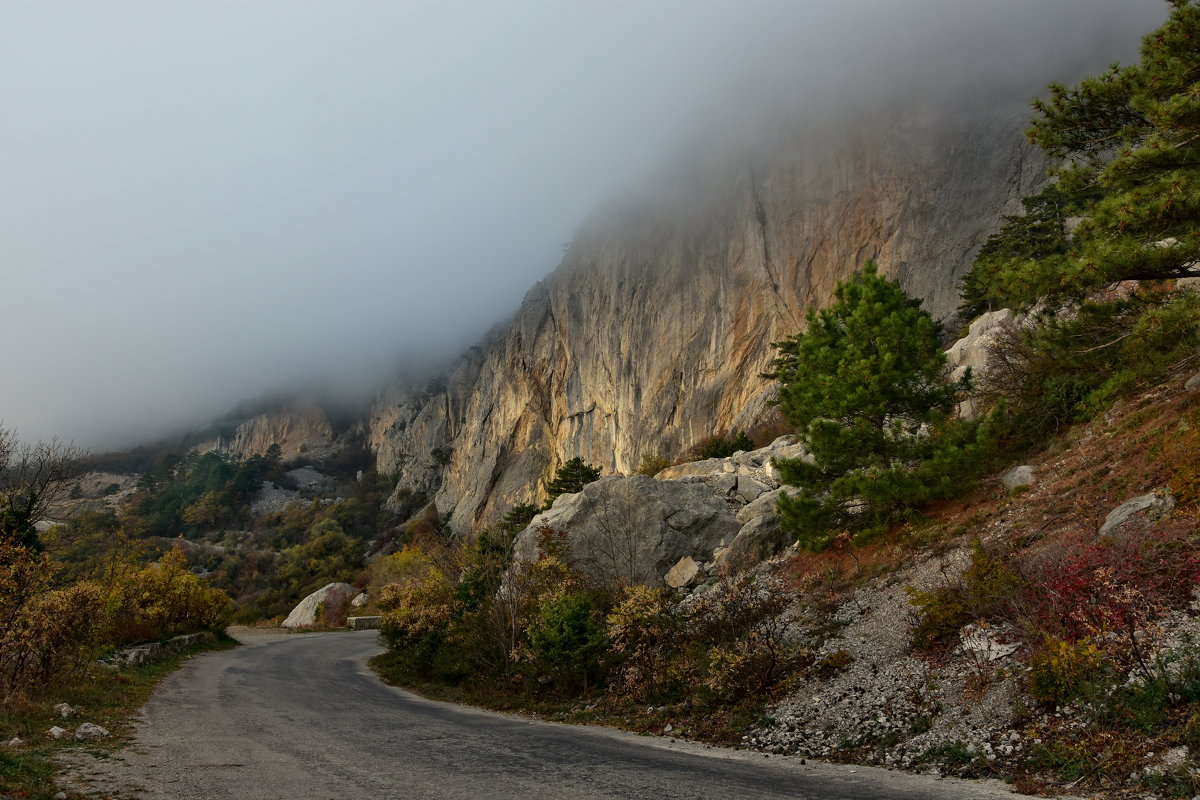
[543,457,601,507]
[767,262,983,549]
[499,503,540,532]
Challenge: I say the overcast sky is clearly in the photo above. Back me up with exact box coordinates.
[0,1,1164,450]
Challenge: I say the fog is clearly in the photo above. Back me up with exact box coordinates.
[0,1,1165,450]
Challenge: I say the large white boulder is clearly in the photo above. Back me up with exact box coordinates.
[281,582,359,628]
[1098,490,1175,537]
[515,475,742,587]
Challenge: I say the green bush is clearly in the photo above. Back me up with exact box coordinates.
[635,454,670,476]
[543,458,601,506]
[689,432,755,461]
[1028,637,1106,707]
[527,590,607,692]
[907,546,1024,650]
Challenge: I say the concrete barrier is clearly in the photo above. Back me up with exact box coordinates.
[347,616,382,631]
[109,632,216,668]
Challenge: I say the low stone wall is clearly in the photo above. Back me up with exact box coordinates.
[109,632,216,668]
[347,616,382,631]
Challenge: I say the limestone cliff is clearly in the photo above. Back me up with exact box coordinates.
[370,95,1047,533]
[194,402,336,463]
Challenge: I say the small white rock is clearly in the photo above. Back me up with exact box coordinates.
[7,736,22,748]
[74,722,110,741]
[53,702,74,719]
[47,726,67,740]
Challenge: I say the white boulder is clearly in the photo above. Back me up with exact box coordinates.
[281,582,359,628]
[1001,466,1036,492]
[1099,490,1175,537]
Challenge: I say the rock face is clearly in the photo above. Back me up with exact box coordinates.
[371,95,1046,533]
[195,401,337,462]
[281,582,359,628]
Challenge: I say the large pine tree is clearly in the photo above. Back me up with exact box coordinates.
[768,263,980,549]
[963,0,1200,310]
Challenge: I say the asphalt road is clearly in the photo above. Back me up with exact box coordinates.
[60,629,1035,800]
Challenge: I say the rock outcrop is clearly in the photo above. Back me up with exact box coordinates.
[195,401,337,462]
[1098,490,1176,537]
[371,94,1047,533]
[511,436,807,585]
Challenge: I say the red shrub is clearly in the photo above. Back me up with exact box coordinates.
[1012,528,1200,642]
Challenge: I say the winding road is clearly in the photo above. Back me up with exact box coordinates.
[61,629,1034,799]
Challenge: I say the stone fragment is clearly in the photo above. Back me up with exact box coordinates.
[53,702,74,719]
[1099,490,1175,537]
[1000,465,1035,491]
[47,726,67,740]
[715,516,792,571]
[73,723,110,741]
[734,476,771,504]
[710,474,738,497]
[665,556,704,589]
[736,488,785,524]
[655,459,727,480]
[7,736,22,747]
[959,623,1019,661]
[1185,372,1200,392]
[351,592,369,608]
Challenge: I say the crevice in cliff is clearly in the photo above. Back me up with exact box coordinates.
[749,171,801,330]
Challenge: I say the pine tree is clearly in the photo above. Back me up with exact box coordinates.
[963,0,1200,309]
[767,262,981,549]
[543,457,601,507]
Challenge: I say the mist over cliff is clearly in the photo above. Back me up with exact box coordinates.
[0,0,1162,450]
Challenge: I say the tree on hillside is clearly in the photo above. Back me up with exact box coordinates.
[0,427,84,551]
[963,0,1200,310]
[543,458,601,508]
[767,262,981,549]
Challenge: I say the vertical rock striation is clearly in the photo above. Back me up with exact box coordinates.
[371,96,1047,533]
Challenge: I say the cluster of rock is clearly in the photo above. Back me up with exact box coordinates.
[512,436,806,587]
[6,704,111,752]
[744,547,1032,768]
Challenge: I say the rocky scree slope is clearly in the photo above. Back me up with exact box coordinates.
[369,96,1047,533]
[744,373,1200,789]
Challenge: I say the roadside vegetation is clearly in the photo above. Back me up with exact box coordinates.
[0,426,233,798]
